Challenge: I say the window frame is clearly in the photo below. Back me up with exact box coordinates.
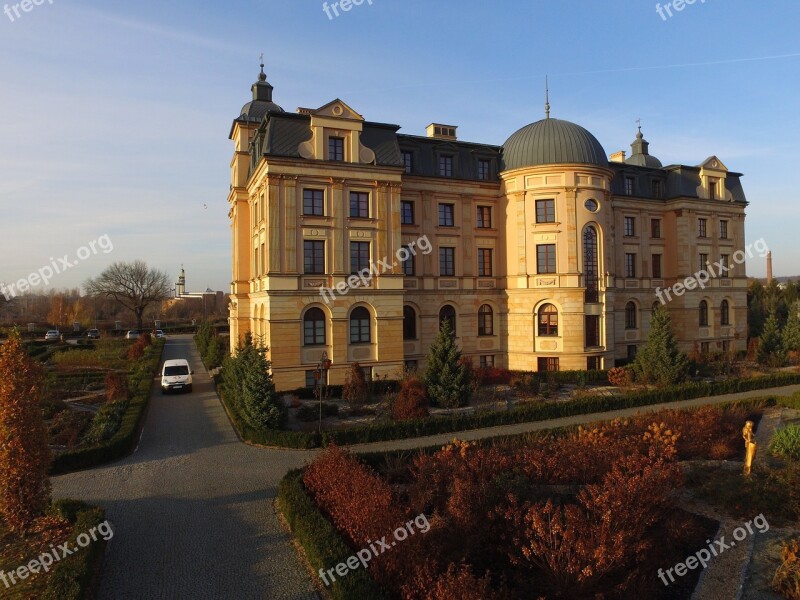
[303,240,325,275]
[439,247,455,276]
[349,191,370,219]
[477,248,493,277]
[400,200,415,225]
[538,303,559,337]
[303,308,326,346]
[476,205,492,229]
[329,136,344,161]
[536,244,556,274]
[349,306,371,344]
[303,189,325,216]
[438,203,455,227]
[478,304,494,336]
[438,154,453,177]
[535,199,556,224]
[625,253,637,278]
[350,241,370,275]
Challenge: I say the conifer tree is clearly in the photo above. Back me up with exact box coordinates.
[0,332,52,533]
[631,307,690,385]
[782,301,800,354]
[423,320,472,407]
[758,312,787,367]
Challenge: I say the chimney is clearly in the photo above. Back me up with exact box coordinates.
[767,251,773,285]
[610,151,626,163]
[426,123,458,141]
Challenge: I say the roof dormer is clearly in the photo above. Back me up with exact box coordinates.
[296,99,375,164]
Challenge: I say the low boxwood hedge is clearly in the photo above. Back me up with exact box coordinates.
[226,371,800,449]
[40,499,108,600]
[277,470,384,600]
[50,341,164,474]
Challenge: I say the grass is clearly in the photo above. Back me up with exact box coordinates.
[50,340,131,370]
[771,425,800,461]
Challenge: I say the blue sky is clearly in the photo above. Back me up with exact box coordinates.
[1,0,798,294]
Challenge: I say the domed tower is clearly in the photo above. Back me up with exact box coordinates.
[500,108,614,372]
[176,265,186,297]
[625,126,662,168]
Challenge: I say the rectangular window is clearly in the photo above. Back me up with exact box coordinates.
[476,206,492,228]
[708,178,718,200]
[303,241,325,275]
[625,253,637,278]
[479,355,495,368]
[329,137,344,161]
[700,253,708,272]
[624,216,636,237]
[627,345,638,360]
[477,159,490,180]
[303,189,324,216]
[439,247,455,276]
[698,218,708,238]
[536,244,556,274]
[652,254,662,278]
[401,246,415,276]
[720,220,728,239]
[652,180,662,198]
[254,248,259,276]
[625,177,635,196]
[537,357,559,372]
[587,356,602,371]
[720,254,730,278]
[402,151,413,174]
[349,192,369,218]
[438,203,455,227]
[722,340,730,353]
[535,199,555,223]
[651,218,662,239]
[404,360,418,372]
[439,155,453,177]
[701,342,711,354]
[350,241,370,274]
[477,249,493,277]
[401,201,415,225]
[585,315,600,347]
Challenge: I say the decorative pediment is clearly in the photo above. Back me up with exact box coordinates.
[306,98,364,121]
[699,156,728,172]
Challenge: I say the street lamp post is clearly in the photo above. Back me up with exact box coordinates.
[315,351,332,434]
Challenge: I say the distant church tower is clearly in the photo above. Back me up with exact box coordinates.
[176,266,186,297]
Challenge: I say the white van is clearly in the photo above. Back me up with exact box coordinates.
[161,359,193,394]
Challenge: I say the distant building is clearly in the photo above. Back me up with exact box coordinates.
[228,64,749,390]
[163,266,226,318]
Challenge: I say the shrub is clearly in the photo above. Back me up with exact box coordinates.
[342,362,371,404]
[392,377,429,421]
[104,371,129,403]
[771,425,800,461]
[759,313,787,367]
[773,538,800,600]
[126,338,145,360]
[608,367,633,387]
[631,306,690,386]
[83,400,129,445]
[49,410,92,448]
[297,403,339,422]
[0,332,52,533]
[473,367,512,386]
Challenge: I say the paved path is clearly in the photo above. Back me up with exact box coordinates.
[53,336,317,600]
[53,336,800,599]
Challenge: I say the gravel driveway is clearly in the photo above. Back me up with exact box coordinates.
[52,335,318,600]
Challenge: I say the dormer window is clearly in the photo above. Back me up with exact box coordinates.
[329,137,344,161]
[477,159,490,180]
[708,177,718,200]
[625,176,635,196]
[402,151,413,174]
[439,155,453,177]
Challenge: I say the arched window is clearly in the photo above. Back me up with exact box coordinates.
[478,304,493,336]
[699,301,709,327]
[439,305,456,333]
[303,308,326,346]
[403,306,417,340]
[625,302,637,330]
[583,226,599,303]
[538,304,558,336]
[349,307,371,344]
[721,300,730,326]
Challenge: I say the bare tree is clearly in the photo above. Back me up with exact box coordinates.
[84,261,172,330]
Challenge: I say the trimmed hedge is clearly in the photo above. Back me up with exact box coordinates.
[227,371,800,449]
[277,470,385,600]
[50,340,164,474]
[41,499,108,600]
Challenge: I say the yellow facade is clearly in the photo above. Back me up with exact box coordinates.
[229,71,748,390]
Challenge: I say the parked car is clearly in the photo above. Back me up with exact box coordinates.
[125,330,140,340]
[86,328,101,339]
[161,359,193,394]
[44,330,60,341]
[154,330,166,339]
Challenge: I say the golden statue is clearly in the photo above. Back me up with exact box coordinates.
[743,421,757,476]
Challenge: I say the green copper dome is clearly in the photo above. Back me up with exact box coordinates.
[502,118,608,171]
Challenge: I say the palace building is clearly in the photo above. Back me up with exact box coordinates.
[228,64,748,390]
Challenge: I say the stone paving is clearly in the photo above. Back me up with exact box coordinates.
[52,336,800,598]
[52,336,319,600]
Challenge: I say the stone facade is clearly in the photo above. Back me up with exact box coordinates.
[228,68,748,390]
